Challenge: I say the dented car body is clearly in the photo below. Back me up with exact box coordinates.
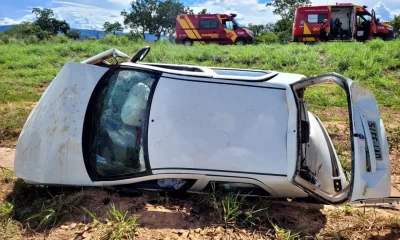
[15,48,392,204]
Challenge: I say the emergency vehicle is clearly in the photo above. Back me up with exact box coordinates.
[292,3,394,43]
[175,13,254,45]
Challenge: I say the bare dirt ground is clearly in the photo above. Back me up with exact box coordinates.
[1,106,399,239]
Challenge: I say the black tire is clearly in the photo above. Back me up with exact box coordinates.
[183,39,193,46]
[235,38,246,45]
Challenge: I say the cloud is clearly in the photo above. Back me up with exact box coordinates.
[190,0,279,25]
[107,0,132,5]
[0,14,36,26]
[0,1,126,29]
[373,2,394,22]
[0,0,398,28]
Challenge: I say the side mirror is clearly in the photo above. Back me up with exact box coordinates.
[377,18,380,23]
[131,46,151,63]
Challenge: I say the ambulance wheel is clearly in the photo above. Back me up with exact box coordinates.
[183,39,193,46]
[235,38,246,45]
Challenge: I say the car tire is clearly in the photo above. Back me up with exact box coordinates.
[183,39,193,46]
[235,38,246,45]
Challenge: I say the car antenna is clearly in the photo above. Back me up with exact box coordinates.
[131,46,151,63]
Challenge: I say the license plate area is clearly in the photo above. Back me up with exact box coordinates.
[368,121,382,161]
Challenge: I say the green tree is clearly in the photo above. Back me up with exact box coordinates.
[122,0,190,40]
[264,23,275,33]
[266,0,311,20]
[198,8,208,14]
[247,24,265,36]
[122,0,158,40]
[32,8,55,33]
[388,15,400,34]
[103,21,124,35]
[32,8,70,35]
[273,18,293,33]
[153,0,186,39]
[66,29,80,40]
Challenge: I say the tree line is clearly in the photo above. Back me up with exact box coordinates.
[1,0,398,44]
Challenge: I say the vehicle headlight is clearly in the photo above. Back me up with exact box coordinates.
[387,27,393,31]
[246,29,254,37]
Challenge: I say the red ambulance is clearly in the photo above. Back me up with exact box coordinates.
[175,13,254,45]
[292,3,394,43]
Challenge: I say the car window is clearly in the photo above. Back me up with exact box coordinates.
[199,20,219,29]
[90,70,157,178]
[307,14,328,23]
[203,181,270,196]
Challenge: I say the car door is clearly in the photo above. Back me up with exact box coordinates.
[290,74,392,204]
[348,80,391,202]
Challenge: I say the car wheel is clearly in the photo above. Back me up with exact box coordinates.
[183,39,193,46]
[235,38,246,45]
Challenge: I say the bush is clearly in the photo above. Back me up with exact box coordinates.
[256,33,278,44]
[99,34,131,45]
[66,30,80,40]
[99,34,120,45]
[276,31,292,44]
[51,35,71,44]
[119,35,129,45]
[23,35,40,44]
[126,31,144,42]
[0,34,10,44]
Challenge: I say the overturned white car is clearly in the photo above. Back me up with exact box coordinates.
[15,47,392,205]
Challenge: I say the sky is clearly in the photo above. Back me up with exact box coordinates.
[0,0,399,29]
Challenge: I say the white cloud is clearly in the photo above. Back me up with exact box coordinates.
[107,0,132,5]
[0,0,398,28]
[190,0,279,25]
[373,2,395,21]
[0,14,36,26]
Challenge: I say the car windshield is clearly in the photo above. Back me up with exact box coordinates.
[233,18,244,28]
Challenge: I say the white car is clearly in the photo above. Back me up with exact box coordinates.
[14,47,393,205]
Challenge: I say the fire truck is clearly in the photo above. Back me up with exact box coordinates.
[175,13,254,45]
[292,3,394,43]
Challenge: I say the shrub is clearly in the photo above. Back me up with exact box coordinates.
[66,30,81,40]
[256,33,278,44]
[276,31,292,44]
[119,35,129,45]
[0,34,10,44]
[51,35,71,44]
[23,35,40,44]
[99,34,120,45]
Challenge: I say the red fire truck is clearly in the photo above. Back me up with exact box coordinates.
[175,13,254,45]
[292,3,394,43]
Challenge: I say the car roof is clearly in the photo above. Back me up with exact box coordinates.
[81,48,305,87]
[120,62,305,87]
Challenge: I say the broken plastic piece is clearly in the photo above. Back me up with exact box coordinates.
[157,179,186,190]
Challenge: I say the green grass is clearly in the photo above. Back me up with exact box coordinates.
[0,39,399,144]
[83,203,138,240]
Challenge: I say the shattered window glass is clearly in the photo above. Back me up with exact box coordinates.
[92,70,157,178]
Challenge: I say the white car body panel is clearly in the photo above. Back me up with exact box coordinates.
[349,82,391,201]
[15,62,108,186]
[148,77,289,175]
